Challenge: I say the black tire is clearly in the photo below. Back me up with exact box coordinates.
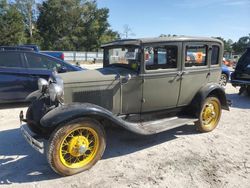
[219,73,228,87]
[195,97,222,133]
[47,117,106,176]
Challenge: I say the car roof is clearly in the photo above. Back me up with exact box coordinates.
[0,46,34,51]
[101,36,223,47]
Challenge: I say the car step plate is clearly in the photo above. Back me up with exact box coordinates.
[141,116,198,134]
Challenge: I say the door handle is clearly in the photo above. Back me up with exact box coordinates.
[177,71,182,77]
[206,72,211,78]
[177,71,189,77]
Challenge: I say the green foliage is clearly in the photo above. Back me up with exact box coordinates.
[232,34,250,54]
[37,0,118,50]
[214,37,233,52]
[0,1,26,45]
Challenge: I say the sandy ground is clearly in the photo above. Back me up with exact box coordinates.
[0,81,250,187]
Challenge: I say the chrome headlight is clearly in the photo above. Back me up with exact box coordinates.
[49,83,64,102]
[38,78,49,92]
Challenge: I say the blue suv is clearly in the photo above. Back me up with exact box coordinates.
[0,47,83,103]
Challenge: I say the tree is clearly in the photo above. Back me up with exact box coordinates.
[232,34,250,54]
[121,24,135,39]
[159,34,177,37]
[214,37,233,52]
[0,1,25,45]
[15,0,36,38]
[37,0,118,50]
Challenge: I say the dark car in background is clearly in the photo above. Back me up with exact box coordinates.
[231,46,250,95]
[0,46,83,103]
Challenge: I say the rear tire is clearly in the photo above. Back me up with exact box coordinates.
[195,97,222,133]
[47,117,106,176]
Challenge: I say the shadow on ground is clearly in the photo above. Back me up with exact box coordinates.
[0,102,29,110]
[226,92,250,109]
[0,124,198,184]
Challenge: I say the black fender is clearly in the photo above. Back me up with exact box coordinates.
[189,83,229,115]
[40,103,150,135]
[25,90,42,102]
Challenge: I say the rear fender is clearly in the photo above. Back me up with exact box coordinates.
[190,83,229,115]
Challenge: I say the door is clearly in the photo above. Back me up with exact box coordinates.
[177,42,210,106]
[141,43,181,112]
[0,52,31,102]
[23,52,55,92]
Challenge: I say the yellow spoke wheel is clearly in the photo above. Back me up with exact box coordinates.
[59,127,99,168]
[47,118,106,176]
[195,97,221,132]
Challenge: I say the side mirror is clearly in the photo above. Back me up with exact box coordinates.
[58,66,67,73]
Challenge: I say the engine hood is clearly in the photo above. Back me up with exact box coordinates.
[59,66,138,114]
[60,66,135,84]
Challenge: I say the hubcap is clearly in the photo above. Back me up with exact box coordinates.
[201,100,220,129]
[59,126,99,168]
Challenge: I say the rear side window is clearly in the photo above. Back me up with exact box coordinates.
[26,53,67,71]
[144,46,178,70]
[211,45,220,65]
[0,52,23,68]
[26,53,48,69]
[185,45,207,67]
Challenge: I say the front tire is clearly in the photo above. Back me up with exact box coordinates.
[47,118,106,176]
[195,97,222,133]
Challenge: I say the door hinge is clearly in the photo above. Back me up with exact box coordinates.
[141,98,146,103]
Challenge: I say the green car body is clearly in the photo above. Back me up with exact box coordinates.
[20,37,229,176]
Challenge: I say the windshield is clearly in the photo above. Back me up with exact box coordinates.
[104,46,140,70]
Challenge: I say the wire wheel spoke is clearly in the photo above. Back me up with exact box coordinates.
[59,126,99,168]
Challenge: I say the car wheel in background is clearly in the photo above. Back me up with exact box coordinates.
[219,73,228,87]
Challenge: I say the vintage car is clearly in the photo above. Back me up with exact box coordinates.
[20,37,229,176]
[231,46,250,95]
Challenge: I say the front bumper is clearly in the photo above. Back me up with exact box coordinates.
[20,124,46,154]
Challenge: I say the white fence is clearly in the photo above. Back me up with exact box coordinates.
[63,51,103,62]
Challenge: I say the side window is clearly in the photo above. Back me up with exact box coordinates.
[0,52,23,68]
[185,45,207,67]
[26,53,48,69]
[211,45,220,65]
[145,46,177,70]
[26,53,65,71]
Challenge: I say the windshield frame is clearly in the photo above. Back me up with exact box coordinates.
[103,45,142,71]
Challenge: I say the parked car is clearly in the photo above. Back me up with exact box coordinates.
[231,46,250,95]
[0,46,83,103]
[19,44,65,60]
[20,37,229,176]
[219,64,230,87]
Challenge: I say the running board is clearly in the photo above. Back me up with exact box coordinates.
[141,116,198,134]
[115,115,198,135]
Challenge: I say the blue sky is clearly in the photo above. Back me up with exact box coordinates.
[97,0,250,42]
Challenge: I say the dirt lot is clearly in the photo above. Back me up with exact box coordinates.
[0,83,250,187]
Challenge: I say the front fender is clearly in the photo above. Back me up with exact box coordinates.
[40,103,149,135]
[25,90,42,102]
[190,83,229,114]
